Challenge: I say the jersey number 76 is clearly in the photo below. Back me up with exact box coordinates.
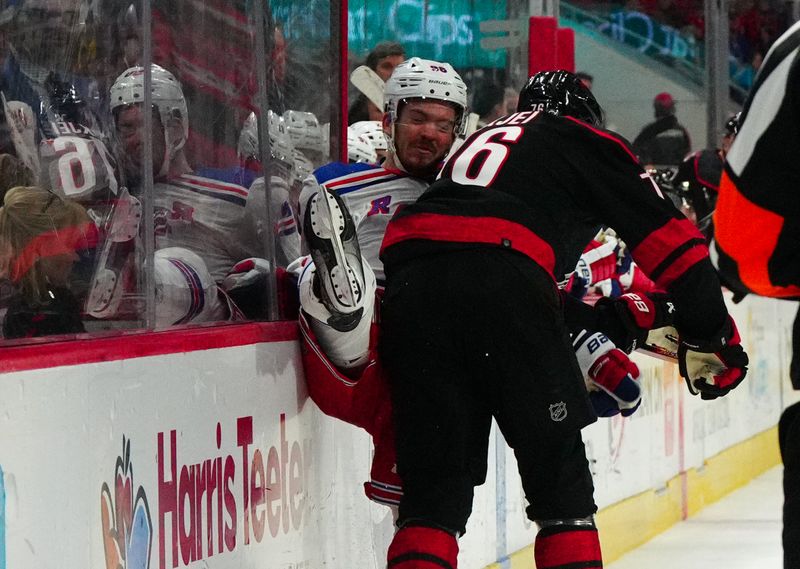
[448,126,523,187]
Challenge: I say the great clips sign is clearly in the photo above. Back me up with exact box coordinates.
[348,0,507,68]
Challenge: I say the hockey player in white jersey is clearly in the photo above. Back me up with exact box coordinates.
[299,57,467,369]
[109,64,259,283]
[235,110,301,268]
[296,58,469,506]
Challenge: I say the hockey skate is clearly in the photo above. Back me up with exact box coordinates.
[303,186,366,332]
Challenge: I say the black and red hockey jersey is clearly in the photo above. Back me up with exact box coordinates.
[714,20,800,298]
[381,110,729,340]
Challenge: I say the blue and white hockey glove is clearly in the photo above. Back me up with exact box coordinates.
[573,330,642,417]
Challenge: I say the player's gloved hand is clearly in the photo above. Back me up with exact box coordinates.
[595,291,676,353]
[221,258,271,292]
[566,239,618,299]
[678,316,748,400]
[573,330,642,417]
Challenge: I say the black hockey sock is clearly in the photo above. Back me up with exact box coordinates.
[534,524,603,568]
[387,525,458,569]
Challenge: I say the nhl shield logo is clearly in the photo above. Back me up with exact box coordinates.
[549,402,568,422]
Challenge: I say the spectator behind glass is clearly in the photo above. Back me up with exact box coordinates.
[348,41,405,124]
[733,0,787,60]
[0,187,97,339]
[472,82,506,128]
[504,87,519,115]
[732,49,764,95]
[632,92,691,167]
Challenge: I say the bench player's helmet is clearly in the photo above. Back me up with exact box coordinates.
[110,64,188,178]
[350,120,388,153]
[347,127,378,164]
[517,70,604,127]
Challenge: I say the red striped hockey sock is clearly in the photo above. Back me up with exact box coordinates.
[387,525,459,569]
[534,525,603,568]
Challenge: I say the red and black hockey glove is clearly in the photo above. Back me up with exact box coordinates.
[595,291,676,353]
[678,316,749,400]
[573,330,642,417]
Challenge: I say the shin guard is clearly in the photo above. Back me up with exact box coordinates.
[387,525,458,569]
[534,524,603,569]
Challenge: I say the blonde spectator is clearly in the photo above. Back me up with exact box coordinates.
[0,186,97,338]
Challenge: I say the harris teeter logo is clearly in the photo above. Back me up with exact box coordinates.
[101,437,153,569]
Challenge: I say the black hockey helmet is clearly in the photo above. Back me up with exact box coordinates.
[517,70,604,127]
[39,72,98,138]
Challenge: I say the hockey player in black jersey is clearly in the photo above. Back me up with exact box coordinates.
[379,70,749,569]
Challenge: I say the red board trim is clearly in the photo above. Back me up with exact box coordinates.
[0,321,299,374]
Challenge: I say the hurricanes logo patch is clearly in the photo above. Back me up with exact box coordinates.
[549,402,568,422]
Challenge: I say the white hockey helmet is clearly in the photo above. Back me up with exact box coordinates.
[347,126,378,164]
[384,57,468,137]
[154,247,224,328]
[238,111,296,184]
[283,110,325,153]
[350,120,388,152]
[110,64,189,150]
[292,148,315,181]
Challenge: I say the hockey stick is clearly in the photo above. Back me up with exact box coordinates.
[350,65,385,110]
[464,112,481,137]
[637,326,679,362]
[1,93,40,181]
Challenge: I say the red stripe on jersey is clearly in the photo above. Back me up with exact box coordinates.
[534,528,602,568]
[563,116,639,163]
[382,213,556,276]
[631,218,705,276]
[657,243,708,288]
[325,169,398,189]
[694,153,720,191]
[180,175,249,197]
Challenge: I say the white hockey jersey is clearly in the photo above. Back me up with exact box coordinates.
[311,163,428,283]
[238,175,301,268]
[154,173,260,281]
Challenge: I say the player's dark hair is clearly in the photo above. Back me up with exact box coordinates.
[365,41,405,71]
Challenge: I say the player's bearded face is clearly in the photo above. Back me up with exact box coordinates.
[394,100,457,176]
[115,105,167,182]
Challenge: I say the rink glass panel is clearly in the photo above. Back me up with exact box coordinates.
[0,0,338,343]
[348,0,513,99]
